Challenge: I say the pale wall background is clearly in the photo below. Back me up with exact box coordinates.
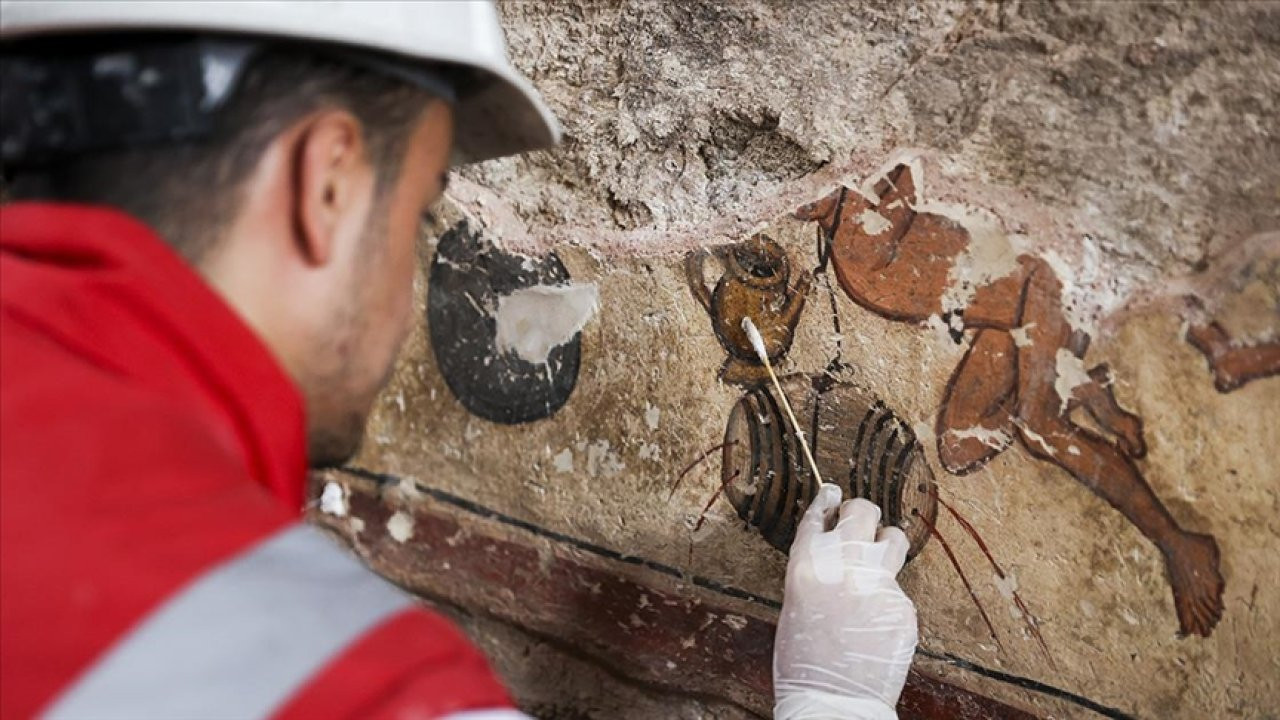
[320,2,1280,717]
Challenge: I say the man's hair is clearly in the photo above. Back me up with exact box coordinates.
[17,44,437,263]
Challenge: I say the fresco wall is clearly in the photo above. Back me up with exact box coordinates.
[312,2,1280,717]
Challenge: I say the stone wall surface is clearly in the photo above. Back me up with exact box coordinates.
[314,2,1280,717]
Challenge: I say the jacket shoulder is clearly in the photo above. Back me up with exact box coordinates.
[2,311,246,485]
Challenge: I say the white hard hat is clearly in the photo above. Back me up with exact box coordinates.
[0,0,561,164]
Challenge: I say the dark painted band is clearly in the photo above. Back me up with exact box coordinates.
[337,465,1132,719]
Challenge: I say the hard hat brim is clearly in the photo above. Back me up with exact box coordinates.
[457,63,560,166]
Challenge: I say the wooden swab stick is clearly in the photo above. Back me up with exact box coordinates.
[741,317,824,487]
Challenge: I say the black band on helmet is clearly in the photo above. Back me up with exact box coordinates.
[0,34,460,169]
[1,37,251,168]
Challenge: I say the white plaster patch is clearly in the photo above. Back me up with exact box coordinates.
[912,421,936,443]
[928,205,1023,316]
[1010,323,1036,348]
[319,482,348,518]
[1080,600,1100,622]
[995,572,1017,595]
[637,443,661,461]
[1016,421,1056,458]
[857,208,893,235]
[494,283,599,364]
[387,511,415,543]
[858,149,928,204]
[863,154,1024,321]
[1054,349,1093,413]
[444,528,468,548]
[644,402,661,431]
[464,422,482,442]
[947,425,1012,450]
[461,290,493,318]
[396,475,425,501]
[432,252,470,273]
[924,314,954,345]
[1039,238,1126,337]
[552,448,574,474]
[585,439,626,478]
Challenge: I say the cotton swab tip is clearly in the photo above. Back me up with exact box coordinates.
[741,317,769,363]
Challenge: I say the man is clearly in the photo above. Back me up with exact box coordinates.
[0,2,916,718]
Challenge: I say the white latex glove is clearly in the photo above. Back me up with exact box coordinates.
[773,483,918,720]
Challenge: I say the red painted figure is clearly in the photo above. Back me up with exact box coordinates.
[796,163,1225,638]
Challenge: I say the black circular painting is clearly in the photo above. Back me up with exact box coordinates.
[427,220,582,424]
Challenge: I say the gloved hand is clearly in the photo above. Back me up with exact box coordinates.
[773,484,918,720]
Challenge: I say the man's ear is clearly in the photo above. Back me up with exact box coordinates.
[292,110,368,267]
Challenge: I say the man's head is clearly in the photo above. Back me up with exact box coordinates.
[22,45,455,467]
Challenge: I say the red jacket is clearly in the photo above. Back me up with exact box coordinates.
[1,204,519,719]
